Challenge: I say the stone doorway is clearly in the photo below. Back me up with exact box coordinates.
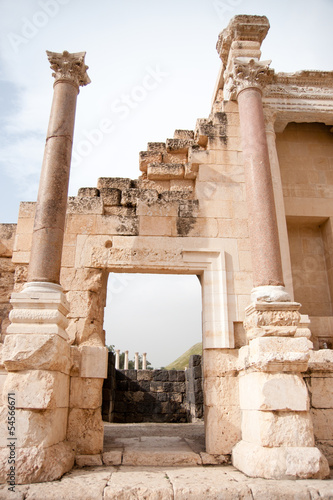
[102,273,203,424]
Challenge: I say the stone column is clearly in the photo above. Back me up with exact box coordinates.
[0,51,91,485]
[134,352,139,370]
[115,349,120,370]
[28,50,90,285]
[124,350,129,370]
[264,110,294,300]
[142,352,147,370]
[230,59,288,302]
[224,56,329,480]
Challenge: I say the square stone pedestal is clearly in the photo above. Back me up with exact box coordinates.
[0,283,75,484]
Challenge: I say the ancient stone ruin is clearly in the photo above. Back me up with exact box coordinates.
[1,15,333,484]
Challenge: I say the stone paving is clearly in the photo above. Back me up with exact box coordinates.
[1,465,333,499]
[1,423,333,499]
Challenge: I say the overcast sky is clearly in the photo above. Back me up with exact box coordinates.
[1,0,332,367]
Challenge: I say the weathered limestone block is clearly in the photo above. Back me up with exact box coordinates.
[77,187,99,197]
[80,345,108,378]
[239,372,309,411]
[66,290,104,319]
[97,177,132,191]
[147,142,166,152]
[160,190,191,201]
[67,196,103,214]
[75,454,103,467]
[2,334,71,373]
[139,150,162,172]
[4,370,69,409]
[307,348,333,372]
[242,336,311,372]
[70,345,80,376]
[203,349,239,377]
[0,441,74,484]
[136,199,179,217]
[61,267,106,293]
[204,375,239,407]
[205,405,241,455]
[120,188,141,206]
[67,317,104,345]
[0,407,67,448]
[244,302,301,340]
[69,377,103,408]
[103,469,173,499]
[94,214,139,236]
[99,188,121,206]
[241,410,314,447]
[232,441,330,479]
[0,223,16,257]
[316,440,333,466]
[166,138,194,153]
[311,408,333,440]
[174,129,194,140]
[309,377,333,408]
[102,449,123,465]
[147,163,185,180]
[67,408,104,454]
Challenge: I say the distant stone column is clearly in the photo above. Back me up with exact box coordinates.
[134,352,139,370]
[28,50,91,286]
[142,352,147,370]
[124,350,129,370]
[115,349,120,369]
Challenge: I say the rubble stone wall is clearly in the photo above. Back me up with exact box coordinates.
[102,354,203,424]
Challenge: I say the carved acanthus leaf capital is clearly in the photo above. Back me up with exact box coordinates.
[46,50,91,88]
[224,58,273,100]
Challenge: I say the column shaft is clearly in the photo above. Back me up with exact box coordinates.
[28,82,78,284]
[142,353,147,370]
[134,352,139,370]
[237,87,284,288]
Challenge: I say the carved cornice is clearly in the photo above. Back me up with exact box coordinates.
[216,15,270,68]
[224,58,273,100]
[264,70,333,100]
[46,50,91,88]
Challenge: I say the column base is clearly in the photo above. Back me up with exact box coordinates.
[244,301,301,341]
[232,441,330,480]
[251,285,290,303]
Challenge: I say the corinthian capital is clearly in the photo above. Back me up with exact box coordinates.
[46,50,91,88]
[224,58,272,100]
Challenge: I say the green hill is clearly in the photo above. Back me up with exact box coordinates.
[165,342,202,370]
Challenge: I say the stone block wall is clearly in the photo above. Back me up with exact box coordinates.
[102,353,204,423]
[113,368,187,423]
[0,224,16,342]
[304,349,333,466]
[185,354,203,421]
